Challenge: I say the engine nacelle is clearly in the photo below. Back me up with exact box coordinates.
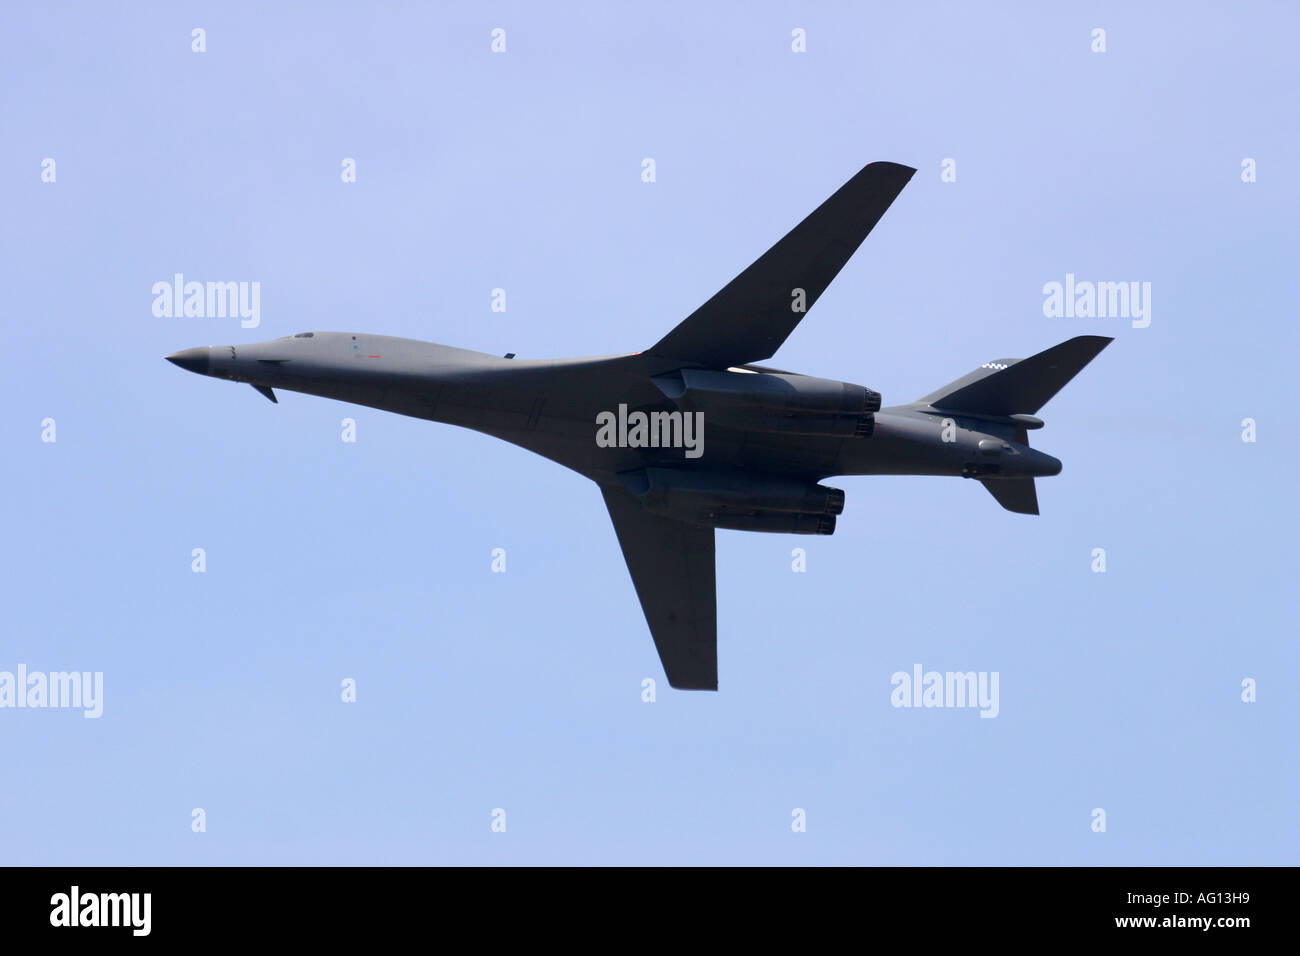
[619,467,845,528]
[652,368,880,438]
[711,513,836,535]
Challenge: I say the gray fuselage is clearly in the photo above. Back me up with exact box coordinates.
[167,331,1062,492]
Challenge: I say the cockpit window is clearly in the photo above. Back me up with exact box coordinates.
[294,332,314,338]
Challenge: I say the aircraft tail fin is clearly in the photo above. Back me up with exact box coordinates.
[918,335,1113,416]
[980,477,1039,515]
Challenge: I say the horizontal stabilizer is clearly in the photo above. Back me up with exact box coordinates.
[980,478,1038,515]
[921,335,1112,416]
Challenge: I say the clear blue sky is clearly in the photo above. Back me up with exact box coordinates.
[3,1,1296,865]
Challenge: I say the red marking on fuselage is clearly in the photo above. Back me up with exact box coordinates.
[368,354,381,358]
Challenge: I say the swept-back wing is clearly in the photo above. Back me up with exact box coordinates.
[649,161,916,367]
[600,485,717,690]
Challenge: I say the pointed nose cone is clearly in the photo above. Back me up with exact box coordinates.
[166,347,210,375]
